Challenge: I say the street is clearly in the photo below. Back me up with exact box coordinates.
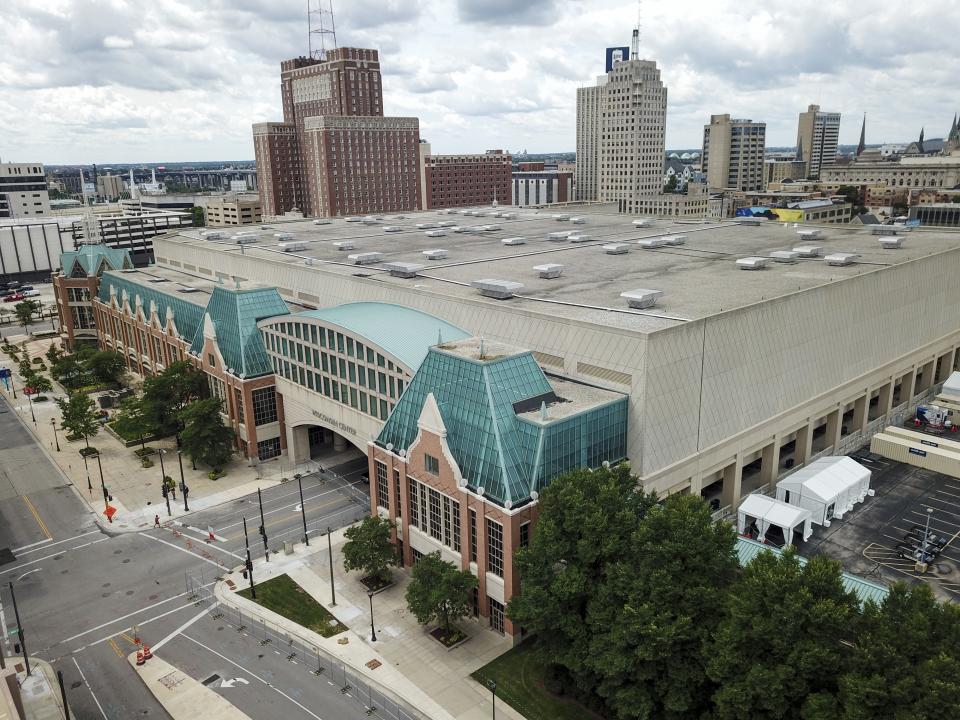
[0,393,373,719]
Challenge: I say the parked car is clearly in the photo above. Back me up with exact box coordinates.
[18,285,33,292]
[3,293,25,303]
[21,290,40,297]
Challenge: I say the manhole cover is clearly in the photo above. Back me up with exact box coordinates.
[102,583,111,588]
[122,559,131,564]
[149,594,158,600]
[70,681,82,690]
[60,570,68,575]
[126,590,134,596]
[54,555,63,560]
[201,674,221,687]
[101,592,110,598]
[113,550,123,555]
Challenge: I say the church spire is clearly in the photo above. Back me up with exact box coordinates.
[856,113,866,157]
[918,126,925,153]
[950,113,958,141]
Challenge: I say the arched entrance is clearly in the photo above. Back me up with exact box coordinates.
[288,422,366,465]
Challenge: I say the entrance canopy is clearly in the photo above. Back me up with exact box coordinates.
[737,494,813,545]
[943,371,960,398]
[776,456,873,526]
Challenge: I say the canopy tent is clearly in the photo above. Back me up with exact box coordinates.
[776,456,873,526]
[943,371,960,398]
[737,494,813,545]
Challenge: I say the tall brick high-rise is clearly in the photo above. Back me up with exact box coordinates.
[254,48,421,218]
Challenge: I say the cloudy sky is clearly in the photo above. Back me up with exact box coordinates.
[1,0,958,164]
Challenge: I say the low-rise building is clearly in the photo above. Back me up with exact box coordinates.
[419,145,512,210]
[512,169,573,206]
[0,162,51,218]
[206,197,263,226]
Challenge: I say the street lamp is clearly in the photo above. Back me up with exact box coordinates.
[923,507,934,555]
[177,450,188,511]
[295,473,309,546]
[257,488,268,561]
[50,418,60,452]
[488,679,497,720]
[26,389,35,424]
[242,517,256,599]
[158,449,171,517]
[367,590,377,642]
[82,452,92,492]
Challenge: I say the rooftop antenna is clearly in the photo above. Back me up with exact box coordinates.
[308,0,337,60]
[479,337,485,359]
[631,0,641,57]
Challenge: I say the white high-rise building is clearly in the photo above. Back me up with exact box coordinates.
[797,104,841,179]
[575,83,604,202]
[0,162,51,218]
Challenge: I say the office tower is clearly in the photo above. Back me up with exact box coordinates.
[797,104,841,179]
[702,114,767,191]
[0,162,50,218]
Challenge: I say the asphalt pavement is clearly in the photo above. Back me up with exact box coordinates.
[0,393,371,720]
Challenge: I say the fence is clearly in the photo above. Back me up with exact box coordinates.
[185,574,426,720]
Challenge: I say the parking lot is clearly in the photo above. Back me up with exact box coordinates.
[795,454,960,602]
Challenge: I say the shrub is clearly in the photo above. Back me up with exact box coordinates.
[31,357,43,365]
[207,470,225,481]
[134,447,156,457]
[79,446,99,457]
[141,457,154,468]
[33,395,48,402]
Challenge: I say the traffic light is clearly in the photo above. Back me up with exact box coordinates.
[161,484,168,498]
[245,557,253,573]
[102,487,109,503]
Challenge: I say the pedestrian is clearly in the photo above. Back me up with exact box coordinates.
[154,514,161,528]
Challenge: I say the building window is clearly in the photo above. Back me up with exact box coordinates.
[520,522,530,548]
[488,597,505,634]
[251,387,278,426]
[486,519,503,577]
[208,353,216,367]
[409,478,460,553]
[234,388,245,424]
[394,469,401,516]
[470,510,477,562]
[424,454,439,476]
[375,460,389,510]
[257,437,281,460]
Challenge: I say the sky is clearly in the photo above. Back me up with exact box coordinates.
[1,0,958,165]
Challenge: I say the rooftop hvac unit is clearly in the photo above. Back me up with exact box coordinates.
[502,237,526,246]
[458,209,471,215]
[345,216,362,222]
[202,231,224,240]
[792,245,822,257]
[637,238,668,249]
[423,248,448,260]
[664,234,686,246]
[553,214,570,221]
[471,279,524,299]
[632,218,654,228]
[482,224,501,231]
[273,232,294,241]
[735,217,763,226]
[279,242,307,252]
[770,250,800,263]
[620,289,664,309]
[568,233,592,243]
[348,252,383,265]
[868,225,899,236]
[825,252,859,266]
[603,243,630,255]
[548,231,572,241]
[570,217,586,224]
[736,256,770,270]
[500,212,516,220]
[467,210,481,217]
[450,226,465,233]
[796,229,823,239]
[383,226,403,233]
[878,237,904,249]
[362,217,380,225]
[233,235,258,244]
[383,262,423,278]
[333,241,355,251]
[533,263,564,279]
[416,222,438,229]
[424,229,448,237]
[312,219,331,225]
[437,221,457,227]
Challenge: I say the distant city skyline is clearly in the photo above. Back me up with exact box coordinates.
[2,0,958,164]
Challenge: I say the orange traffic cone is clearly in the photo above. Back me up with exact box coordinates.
[136,649,145,666]
[142,644,153,660]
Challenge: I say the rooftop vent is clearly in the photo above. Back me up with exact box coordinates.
[362,216,380,225]
[792,245,822,257]
[632,218,654,228]
[501,236,526,246]
[482,224,501,232]
[568,233,592,243]
[424,229,447,238]
[735,217,764,226]
[736,256,770,270]
[547,231,573,241]
[796,229,823,239]
[348,252,383,265]
[273,232,294,241]
[471,279,524,299]
[416,222,438,230]
[148,277,168,283]
[637,238,667,249]
[533,263,564,279]
[383,262,424,278]
[621,288,664,309]
[664,234,686,246]
[120,268,137,273]
[825,252,859,266]
[178,286,200,293]
[333,241,355,251]
[553,214,570,221]
[868,225,899,236]
[770,250,800,263]
[603,243,630,255]
[878,237,904,249]
[570,217,586,224]
[383,226,403,233]
[312,219,331,225]
[500,212,516,220]
[423,249,448,260]
[345,216,362,222]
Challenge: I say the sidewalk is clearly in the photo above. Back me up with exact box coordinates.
[216,529,527,720]
[2,656,72,720]
[0,335,324,531]
[128,652,252,720]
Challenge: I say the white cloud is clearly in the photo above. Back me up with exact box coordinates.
[0,0,958,163]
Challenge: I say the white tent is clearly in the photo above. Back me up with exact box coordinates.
[737,494,813,544]
[943,371,960,398]
[776,456,873,526]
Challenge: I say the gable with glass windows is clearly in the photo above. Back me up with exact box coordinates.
[260,319,410,423]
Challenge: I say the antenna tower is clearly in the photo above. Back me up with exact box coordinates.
[308,0,337,60]
[631,0,641,57]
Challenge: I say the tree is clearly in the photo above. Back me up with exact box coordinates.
[112,396,152,449]
[405,551,477,641]
[24,371,52,396]
[56,392,101,447]
[707,550,859,720]
[51,354,87,390]
[508,464,658,708]
[140,361,207,436]
[342,515,398,586]
[664,174,680,193]
[45,342,64,365]
[839,583,960,720]
[191,206,205,227]
[585,493,739,720]
[14,300,40,337]
[178,397,234,471]
[86,350,126,384]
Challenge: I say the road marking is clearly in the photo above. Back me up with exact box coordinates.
[1,537,110,575]
[72,656,109,720]
[182,633,327,720]
[13,530,101,556]
[107,637,124,658]
[84,601,203,651]
[0,600,8,652]
[151,604,218,653]
[215,483,363,534]
[139,532,235,567]
[171,521,230,543]
[22,495,52,540]
[12,538,52,553]
[16,568,40,582]
[57,589,208,646]
[220,677,250,688]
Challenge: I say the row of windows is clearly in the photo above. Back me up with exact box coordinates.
[273,358,394,420]
[409,477,461,553]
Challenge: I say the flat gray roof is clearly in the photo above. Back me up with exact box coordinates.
[161,204,960,333]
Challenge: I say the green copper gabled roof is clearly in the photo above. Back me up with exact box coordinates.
[376,344,628,508]
[189,286,290,378]
[293,303,469,371]
[61,244,132,277]
[98,273,205,341]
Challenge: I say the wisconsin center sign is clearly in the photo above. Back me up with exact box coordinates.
[311,409,356,438]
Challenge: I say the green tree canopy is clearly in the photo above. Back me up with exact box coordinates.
[14,300,40,334]
[56,392,101,447]
[45,342,64,365]
[140,360,207,436]
[112,396,153,448]
[707,550,859,720]
[342,515,398,585]
[839,582,960,720]
[178,397,234,471]
[86,350,126,384]
[25,371,52,396]
[405,551,477,639]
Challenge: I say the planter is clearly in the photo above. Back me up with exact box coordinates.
[359,575,394,595]
[103,422,165,448]
[429,626,471,650]
[79,446,99,458]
